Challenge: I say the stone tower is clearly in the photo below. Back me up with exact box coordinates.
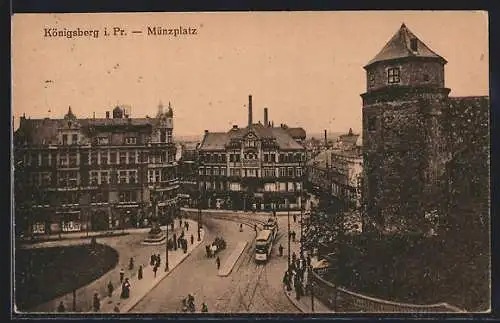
[361,23,451,233]
[154,101,174,144]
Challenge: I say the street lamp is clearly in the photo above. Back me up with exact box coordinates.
[287,199,291,270]
[164,209,169,272]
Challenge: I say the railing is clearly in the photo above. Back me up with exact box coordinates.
[311,268,465,313]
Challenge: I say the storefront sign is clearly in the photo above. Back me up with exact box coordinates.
[62,221,82,232]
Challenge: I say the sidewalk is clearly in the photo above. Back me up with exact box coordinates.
[181,207,302,216]
[283,219,333,313]
[25,219,204,313]
[101,225,206,313]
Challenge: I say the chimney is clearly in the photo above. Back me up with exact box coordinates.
[106,111,110,119]
[264,107,268,127]
[248,94,253,127]
[324,129,327,146]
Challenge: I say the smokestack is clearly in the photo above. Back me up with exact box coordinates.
[248,95,253,127]
[324,129,327,146]
[264,107,268,127]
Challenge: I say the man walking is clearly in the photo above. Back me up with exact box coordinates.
[216,256,221,270]
[119,268,125,283]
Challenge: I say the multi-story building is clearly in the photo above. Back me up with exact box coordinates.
[177,142,200,208]
[13,102,179,236]
[306,129,363,212]
[362,23,489,233]
[197,95,307,211]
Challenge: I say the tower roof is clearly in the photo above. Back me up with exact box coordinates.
[365,23,446,68]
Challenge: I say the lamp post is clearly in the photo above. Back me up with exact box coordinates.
[165,209,169,272]
[287,199,291,270]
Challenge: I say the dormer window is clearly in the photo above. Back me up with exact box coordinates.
[387,67,401,84]
[410,38,418,52]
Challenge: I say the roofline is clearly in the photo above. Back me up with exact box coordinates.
[363,55,447,70]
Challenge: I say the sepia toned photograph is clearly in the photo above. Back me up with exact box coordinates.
[11,11,490,315]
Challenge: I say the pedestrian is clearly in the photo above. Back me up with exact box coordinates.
[156,254,161,267]
[283,270,289,288]
[107,281,114,298]
[278,244,284,257]
[293,213,297,223]
[190,234,194,245]
[138,265,143,280]
[57,301,65,312]
[119,268,125,283]
[121,278,130,299]
[170,221,174,231]
[295,276,301,300]
[292,231,296,242]
[93,292,100,312]
[254,224,257,232]
[153,264,158,278]
[239,223,243,232]
[201,302,208,312]
[216,256,221,270]
[307,255,311,267]
[292,252,297,263]
[113,303,120,313]
[150,254,155,267]
[173,233,178,250]
[179,219,183,228]
[128,257,134,270]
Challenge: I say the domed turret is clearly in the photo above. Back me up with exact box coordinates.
[64,106,77,120]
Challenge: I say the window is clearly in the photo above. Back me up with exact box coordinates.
[119,191,137,203]
[148,170,155,183]
[81,152,89,165]
[220,167,226,176]
[154,170,160,183]
[41,172,52,186]
[368,116,377,132]
[279,167,286,177]
[167,130,173,143]
[423,74,430,82]
[100,152,108,165]
[263,168,275,177]
[91,151,98,165]
[369,72,375,87]
[101,171,110,184]
[91,191,108,203]
[229,183,241,191]
[410,38,418,52]
[72,134,78,145]
[69,152,78,167]
[129,170,137,184]
[160,130,166,143]
[59,153,68,167]
[230,168,240,177]
[264,183,276,192]
[296,167,303,177]
[246,169,256,177]
[287,167,294,177]
[118,171,128,184]
[128,151,136,164]
[41,152,49,166]
[387,67,400,84]
[62,134,68,145]
[198,167,204,176]
[213,167,219,176]
[206,167,212,176]
[125,137,137,145]
[119,152,127,164]
[98,137,109,145]
[90,171,99,185]
[110,152,117,164]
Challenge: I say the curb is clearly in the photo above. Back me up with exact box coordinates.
[217,242,248,277]
[283,284,305,313]
[125,228,206,313]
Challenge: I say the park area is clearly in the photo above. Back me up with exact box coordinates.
[15,243,118,311]
[328,232,489,312]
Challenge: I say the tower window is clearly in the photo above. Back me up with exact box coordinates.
[387,67,401,84]
[423,74,430,82]
[410,38,418,52]
[368,73,375,87]
[367,117,377,132]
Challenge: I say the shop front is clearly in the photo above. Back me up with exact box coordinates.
[51,209,82,234]
[114,204,140,229]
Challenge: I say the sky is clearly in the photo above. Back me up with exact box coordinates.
[12,11,489,137]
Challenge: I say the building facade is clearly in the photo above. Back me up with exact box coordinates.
[14,103,179,236]
[306,129,363,213]
[197,95,307,211]
[362,23,489,233]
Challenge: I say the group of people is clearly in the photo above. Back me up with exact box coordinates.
[150,253,163,277]
[283,251,312,301]
[205,236,226,258]
[182,294,208,313]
